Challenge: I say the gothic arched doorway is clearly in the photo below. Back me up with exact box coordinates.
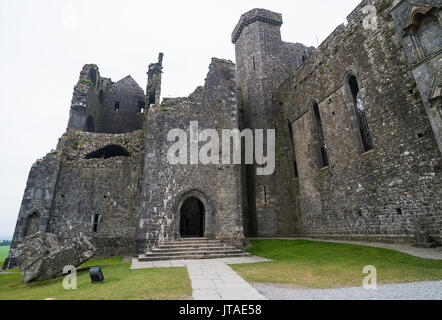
[180,197,205,238]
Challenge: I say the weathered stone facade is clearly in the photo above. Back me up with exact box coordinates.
[4,0,441,270]
[274,0,442,243]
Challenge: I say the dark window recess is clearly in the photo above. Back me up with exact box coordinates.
[86,116,94,133]
[348,75,373,152]
[85,145,131,159]
[148,93,156,105]
[287,120,299,178]
[98,90,104,104]
[114,101,120,112]
[263,186,268,205]
[312,102,329,168]
[88,68,97,87]
[253,57,256,70]
[92,214,100,233]
[396,208,403,215]
[138,101,146,113]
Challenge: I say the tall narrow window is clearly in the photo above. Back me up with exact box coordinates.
[252,57,256,70]
[114,101,120,112]
[263,186,268,205]
[348,75,373,153]
[287,120,299,178]
[98,90,104,105]
[86,116,94,133]
[92,214,100,233]
[312,102,329,169]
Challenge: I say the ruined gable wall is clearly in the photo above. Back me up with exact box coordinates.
[276,0,442,243]
[67,65,145,134]
[47,130,144,257]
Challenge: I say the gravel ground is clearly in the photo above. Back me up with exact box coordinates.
[251,237,442,260]
[252,281,442,300]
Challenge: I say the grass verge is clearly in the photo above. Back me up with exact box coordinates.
[0,246,10,261]
[231,240,442,289]
[0,257,192,300]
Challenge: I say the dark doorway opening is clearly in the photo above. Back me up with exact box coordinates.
[86,116,95,133]
[180,197,205,238]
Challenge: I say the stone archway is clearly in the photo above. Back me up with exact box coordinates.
[180,197,205,238]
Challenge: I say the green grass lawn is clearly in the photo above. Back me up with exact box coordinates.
[0,257,192,300]
[0,246,10,261]
[231,240,442,289]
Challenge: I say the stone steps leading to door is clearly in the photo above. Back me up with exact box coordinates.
[137,238,250,262]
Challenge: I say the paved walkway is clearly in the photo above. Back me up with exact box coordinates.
[250,237,442,260]
[252,281,442,300]
[131,256,270,300]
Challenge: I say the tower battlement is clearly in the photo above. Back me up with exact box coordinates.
[231,8,283,44]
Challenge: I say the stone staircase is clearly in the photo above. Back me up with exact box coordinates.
[138,238,251,262]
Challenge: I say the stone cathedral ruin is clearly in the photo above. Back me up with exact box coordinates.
[3,0,442,270]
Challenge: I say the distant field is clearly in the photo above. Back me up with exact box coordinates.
[0,246,9,260]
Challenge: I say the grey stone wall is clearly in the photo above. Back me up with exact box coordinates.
[4,152,62,269]
[390,0,442,154]
[67,65,145,135]
[233,8,313,237]
[276,0,442,243]
[47,130,144,257]
[135,58,244,254]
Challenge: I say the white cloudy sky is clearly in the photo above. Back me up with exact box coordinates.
[0,0,361,237]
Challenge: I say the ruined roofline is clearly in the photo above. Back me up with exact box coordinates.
[231,8,283,44]
[161,57,235,101]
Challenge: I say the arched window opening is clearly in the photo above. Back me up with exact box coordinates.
[98,90,104,105]
[348,75,374,153]
[86,116,95,133]
[24,212,40,237]
[180,197,205,238]
[312,102,329,169]
[85,145,131,160]
[415,12,442,56]
[287,120,299,178]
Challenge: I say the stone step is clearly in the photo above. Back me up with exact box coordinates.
[149,248,245,256]
[158,244,229,250]
[161,240,221,245]
[137,237,250,262]
[138,252,251,262]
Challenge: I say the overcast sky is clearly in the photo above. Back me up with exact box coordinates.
[0,0,362,237]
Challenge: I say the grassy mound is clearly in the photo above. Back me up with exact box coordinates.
[231,240,442,289]
[0,257,192,300]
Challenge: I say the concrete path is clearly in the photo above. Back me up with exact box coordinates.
[131,256,270,300]
[252,281,442,300]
